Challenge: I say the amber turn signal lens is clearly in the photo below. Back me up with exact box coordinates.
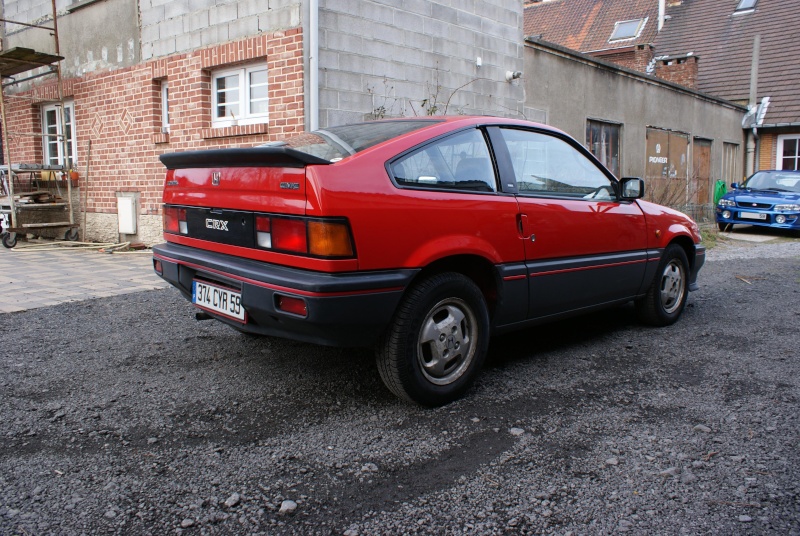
[308,221,354,257]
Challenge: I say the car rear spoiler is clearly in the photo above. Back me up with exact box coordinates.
[160,147,332,170]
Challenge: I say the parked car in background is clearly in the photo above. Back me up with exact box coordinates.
[153,117,705,406]
[716,170,800,233]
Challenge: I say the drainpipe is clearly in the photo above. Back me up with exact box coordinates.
[309,0,319,131]
[745,34,760,176]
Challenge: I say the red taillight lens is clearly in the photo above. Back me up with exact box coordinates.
[255,216,271,233]
[163,206,187,234]
[275,295,307,317]
[271,218,307,253]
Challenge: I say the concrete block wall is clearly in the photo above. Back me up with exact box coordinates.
[1,0,62,30]
[140,0,302,61]
[319,0,525,126]
[2,0,140,79]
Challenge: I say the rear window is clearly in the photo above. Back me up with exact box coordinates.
[272,120,440,162]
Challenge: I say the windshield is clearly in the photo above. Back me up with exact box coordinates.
[268,120,441,162]
[743,171,800,193]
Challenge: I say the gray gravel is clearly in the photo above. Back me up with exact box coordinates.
[1,235,798,535]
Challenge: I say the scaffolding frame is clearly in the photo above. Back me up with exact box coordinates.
[0,0,76,245]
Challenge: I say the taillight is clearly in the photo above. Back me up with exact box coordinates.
[308,221,354,257]
[272,218,308,253]
[254,215,354,258]
[163,206,187,235]
[255,216,271,248]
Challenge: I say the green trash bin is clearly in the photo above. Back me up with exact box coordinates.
[713,180,727,206]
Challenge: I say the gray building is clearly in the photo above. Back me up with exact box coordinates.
[523,38,746,218]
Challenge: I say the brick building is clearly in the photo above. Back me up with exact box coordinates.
[1,0,524,244]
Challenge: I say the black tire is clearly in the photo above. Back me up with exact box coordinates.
[2,232,17,249]
[718,222,733,232]
[376,272,490,407]
[65,228,79,241]
[636,244,690,326]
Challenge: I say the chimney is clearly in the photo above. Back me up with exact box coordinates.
[659,0,665,31]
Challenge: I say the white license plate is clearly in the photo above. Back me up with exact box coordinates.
[192,280,246,322]
[739,212,767,220]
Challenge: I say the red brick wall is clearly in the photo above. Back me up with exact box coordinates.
[654,56,698,90]
[758,133,775,171]
[4,29,304,219]
[590,46,653,74]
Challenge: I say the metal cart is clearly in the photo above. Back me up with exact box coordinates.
[0,1,75,249]
[1,164,79,248]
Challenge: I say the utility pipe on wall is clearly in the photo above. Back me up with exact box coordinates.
[745,34,760,176]
[309,0,319,131]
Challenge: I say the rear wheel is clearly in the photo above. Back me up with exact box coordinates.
[2,232,17,249]
[376,272,489,406]
[636,244,689,326]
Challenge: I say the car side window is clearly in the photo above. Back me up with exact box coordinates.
[391,129,497,192]
[498,128,615,200]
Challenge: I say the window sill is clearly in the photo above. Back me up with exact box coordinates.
[202,123,269,139]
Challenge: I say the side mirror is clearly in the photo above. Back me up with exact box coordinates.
[731,182,739,189]
[620,177,644,200]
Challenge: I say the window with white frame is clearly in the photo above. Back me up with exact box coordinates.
[777,134,800,171]
[211,65,269,127]
[161,81,170,133]
[42,101,77,168]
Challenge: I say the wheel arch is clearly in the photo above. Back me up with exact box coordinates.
[408,254,500,321]
[667,234,697,271]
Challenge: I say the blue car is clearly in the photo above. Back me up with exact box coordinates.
[716,170,800,233]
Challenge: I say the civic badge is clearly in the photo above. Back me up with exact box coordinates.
[212,171,221,186]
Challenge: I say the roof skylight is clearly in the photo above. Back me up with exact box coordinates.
[735,0,757,12]
[609,18,647,42]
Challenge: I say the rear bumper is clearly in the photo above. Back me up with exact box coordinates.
[152,242,418,347]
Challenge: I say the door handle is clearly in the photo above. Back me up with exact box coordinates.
[517,213,531,240]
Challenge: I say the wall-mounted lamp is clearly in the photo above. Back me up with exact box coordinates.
[505,70,522,81]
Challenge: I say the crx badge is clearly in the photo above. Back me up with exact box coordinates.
[212,171,221,186]
[205,218,229,231]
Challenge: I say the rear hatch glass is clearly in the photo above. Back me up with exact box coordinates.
[278,120,440,161]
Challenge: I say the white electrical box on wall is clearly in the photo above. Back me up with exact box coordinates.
[117,195,137,234]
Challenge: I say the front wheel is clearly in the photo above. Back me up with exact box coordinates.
[376,272,489,406]
[718,222,732,232]
[636,244,689,326]
[65,228,79,241]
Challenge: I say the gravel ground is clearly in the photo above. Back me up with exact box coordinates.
[1,236,798,535]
